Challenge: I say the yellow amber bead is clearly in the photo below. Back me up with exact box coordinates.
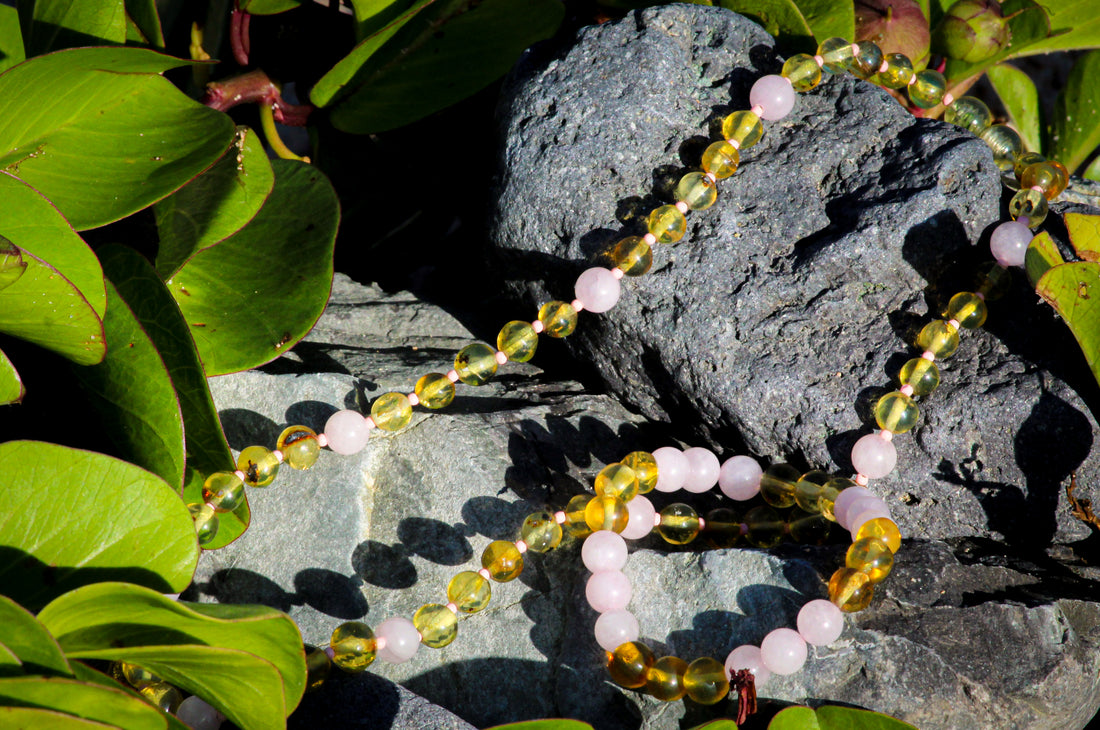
[793,469,828,513]
[683,657,729,705]
[1009,187,1049,226]
[976,263,1012,301]
[817,37,854,74]
[944,96,993,135]
[607,236,652,276]
[782,53,822,92]
[875,52,913,89]
[916,320,959,358]
[944,291,987,329]
[330,621,376,672]
[188,502,219,546]
[595,463,639,502]
[789,509,831,544]
[702,507,740,548]
[520,511,562,552]
[237,445,279,488]
[585,495,629,533]
[564,493,593,538]
[981,125,1024,171]
[371,392,413,431]
[455,342,498,386]
[908,69,946,109]
[1021,161,1068,200]
[202,471,245,513]
[744,505,784,548]
[676,172,717,210]
[414,603,458,648]
[820,478,853,522]
[874,391,919,433]
[447,570,491,613]
[847,536,895,583]
[848,41,883,79]
[899,357,940,396]
[121,662,160,688]
[622,451,659,494]
[1014,151,1046,179]
[277,425,321,470]
[305,646,330,691]
[415,372,455,409]
[657,503,701,545]
[497,321,538,362]
[538,301,578,338]
[647,204,687,244]
[829,567,874,612]
[701,140,739,179]
[607,641,654,689]
[854,516,902,553]
[482,540,523,581]
[721,110,763,149]
[139,682,183,713]
[646,655,689,701]
[760,463,800,509]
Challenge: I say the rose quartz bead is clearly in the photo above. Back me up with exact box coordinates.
[621,495,656,540]
[653,446,689,492]
[848,499,892,536]
[832,486,873,529]
[725,644,771,688]
[177,696,222,730]
[760,627,807,675]
[718,455,763,500]
[582,530,628,572]
[797,599,844,646]
[681,447,720,493]
[851,432,897,480]
[749,74,796,121]
[990,220,1033,267]
[376,617,420,664]
[586,570,632,613]
[594,609,639,651]
[574,267,621,314]
[324,409,371,455]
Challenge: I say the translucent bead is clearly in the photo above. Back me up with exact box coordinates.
[585,495,629,533]
[701,140,739,179]
[497,321,538,362]
[908,69,947,108]
[676,172,717,210]
[718,454,763,500]
[652,446,688,492]
[1014,151,1046,178]
[202,471,245,513]
[788,509,831,544]
[817,37,854,74]
[324,409,370,454]
[188,503,219,546]
[607,641,654,689]
[454,343,498,385]
[594,609,639,652]
[575,267,620,313]
[304,647,330,691]
[848,497,891,535]
[899,357,940,396]
[833,486,873,529]
[237,445,279,487]
[587,570,632,613]
[1021,161,1068,200]
[760,462,800,508]
[701,507,740,548]
[850,433,896,480]
[744,505,784,548]
[330,621,376,672]
[944,96,993,135]
[646,204,687,244]
[750,75,796,120]
[371,392,412,431]
[760,627,807,675]
[848,41,883,80]
[726,645,770,689]
[684,657,729,705]
[682,447,720,493]
[538,300,578,338]
[447,570,491,613]
[177,696,222,729]
[121,662,159,688]
[595,463,639,502]
[1009,187,1049,226]
[376,617,419,664]
[944,291,987,329]
[847,535,895,583]
[415,372,455,409]
[797,599,844,646]
[582,530,628,572]
[721,110,763,149]
[793,469,828,513]
[782,53,823,92]
[854,516,902,553]
[481,540,523,582]
[829,567,874,612]
[564,494,594,538]
[976,262,1012,300]
[277,425,321,470]
[874,391,919,433]
[820,478,852,522]
[608,236,652,276]
[646,655,688,701]
[414,603,458,648]
[621,451,658,493]
[981,124,1024,170]
[139,682,183,713]
[916,320,959,358]
[875,52,913,89]
[657,503,701,545]
[990,220,1033,267]
[520,511,563,552]
[622,495,656,540]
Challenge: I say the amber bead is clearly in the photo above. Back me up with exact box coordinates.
[482,540,523,581]
[793,469,828,513]
[782,53,822,92]
[981,124,1024,171]
[944,96,993,135]
[595,463,639,502]
[874,391,919,433]
[520,511,562,552]
[447,571,491,613]
[538,301,578,338]
[646,655,689,701]
[916,320,959,359]
[760,463,800,508]
[976,262,1012,301]
[676,172,718,210]
[647,204,687,244]
[1009,187,1049,226]
[817,37,854,74]
[847,536,895,583]
[414,603,458,648]
[237,445,279,487]
[820,478,851,522]
[875,53,913,89]
[371,392,413,431]
[497,321,538,362]
[305,646,330,691]
[744,505,784,548]
[854,516,902,553]
[721,110,763,149]
[608,236,652,276]
[202,471,245,513]
[1013,151,1046,179]
[848,41,883,79]
[607,641,654,689]
[701,140,739,179]
[684,657,729,704]
[944,291,987,329]
[277,425,320,470]
[621,451,659,494]
[330,621,376,672]
[789,509,831,544]
[908,69,946,109]
[121,662,159,688]
[829,567,874,612]
[140,682,182,713]
[415,372,455,409]
[585,495,629,533]
[188,502,219,546]
[701,507,740,548]
[1021,161,1068,200]
[564,493,593,538]
[658,503,701,545]
[455,343,498,386]
[899,357,940,397]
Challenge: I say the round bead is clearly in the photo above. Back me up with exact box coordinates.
[587,570,632,613]
[829,567,874,612]
[454,343,498,386]
[848,499,892,536]
[782,53,823,92]
[481,540,523,581]
[594,609,639,652]
[990,220,1033,267]
[847,41,883,80]
[944,96,993,135]
[447,571,491,613]
[236,445,279,487]
[621,451,658,493]
[1009,187,1049,226]
[497,321,538,362]
[945,291,988,329]
[621,495,657,540]
[595,463,639,502]
[607,236,652,276]
[797,599,844,646]
[202,471,245,513]
[681,447,720,493]
[1014,151,1047,178]
[520,511,563,552]
[908,69,947,108]
[585,495,629,533]
[121,662,159,688]
[140,682,183,713]
[817,37,854,74]
[820,478,852,521]
[744,505,784,548]
[899,357,940,396]
[793,469,828,513]
[917,320,960,358]
[647,655,689,701]
[323,409,371,453]
[582,530,628,572]
[538,301,578,337]
[749,74,796,120]
[414,603,458,648]
[759,462,800,508]
[652,446,689,492]
[657,503,701,545]
[725,644,770,688]
[676,171,718,210]
[875,52,914,88]
[607,641,654,689]
[564,494,594,538]
[760,627,807,675]
[330,621,376,672]
[646,204,687,244]
[684,657,729,704]
[371,393,413,431]
[574,267,621,313]
[721,110,763,149]
[305,646,330,691]
[177,696,222,730]
[1021,161,1069,200]
[188,503,219,546]
[702,507,741,548]
[832,486,872,528]
[277,425,321,470]
[701,140,739,179]
[851,433,897,480]
[414,372,455,409]
[376,617,420,664]
[854,516,903,553]
[718,455,763,500]
[981,124,1024,171]
[788,509,831,544]
[874,391,919,433]
[847,535,895,583]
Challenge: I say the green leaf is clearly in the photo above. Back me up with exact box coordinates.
[0,676,169,730]
[0,595,72,677]
[484,722,595,730]
[1025,231,1066,287]
[770,706,820,729]
[68,663,190,730]
[717,0,815,53]
[688,721,738,730]
[0,234,27,292]
[985,63,1042,154]
[0,441,198,611]
[1053,50,1100,175]
[0,46,236,230]
[350,0,412,40]
[0,5,25,75]
[239,0,303,13]
[0,706,115,728]
[769,705,917,729]
[155,126,275,279]
[24,0,126,55]
[1066,212,1100,260]
[167,159,338,375]
[1085,153,1100,181]
[790,0,853,43]
[942,0,1049,88]
[0,642,23,677]
[124,0,164,47]
[0,347,25,404]
[1012,0,1100,55]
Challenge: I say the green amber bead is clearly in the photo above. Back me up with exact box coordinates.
[621,451,658,494]
[817,36,855,74]
[721,110,763,149]
[944,291,987,329]
[657,503,701,545]
[744,505,784,548]
[874,391,919,433]
[646,204,687,244]
[847,535,895,583]
[908,69,947,109]
[447,570,491,613]
[916,320,960,358]
[595,463,639,502]
[497,321,538,362]
[899,357,940,396]
[330,621,377,672]
[788,509,831,544]
[1009,187,1049,226]
[980,124,1024,171]
[701,507,740,548]
[607,641,654,689]
[414,603,458,648]
[371,392,412,431]
[202,471,245,513]
[646,655,688,701]
[121,662,160,688]
[821,478,853,522]
[793,469,829,513]
[701,140,739,179]
[782,53,822,92]
[415,372,455,409]
[829,566,874,612]
[139,682,182,713]
[305,646,330,691]
[875,53,913,89]
[520,510,562,552]
[1014,151,1046,179]
[976,262,1012,301]
[237,445,279,487]
[538,300,578,338]
[564,493,593,538]
[760,463,800,509]
[848,41,883,80]
[683,657,729,705]
[608,236,652,276]
[585,495,629,533]
[944,96,993,135]
[188,503,219,546]
[277,425,321,470]
[675,172,717,210]
[482,540,523,581]
[454,342,498,385]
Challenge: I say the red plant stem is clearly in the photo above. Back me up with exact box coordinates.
[202,69,313,127]
[231,9,249,66]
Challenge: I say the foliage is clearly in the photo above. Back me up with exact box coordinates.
[484,707,918,729]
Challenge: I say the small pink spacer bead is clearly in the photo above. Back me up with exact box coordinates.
[315,435,328,448]
[947,319,961,330]
[697,517,706,530]
[205,501,218,511]
[447,370,460,382]
[1018,216,1030,227]
[653,513,662,527]
[850,43,860,53]
[899,384,915,397]
[643,233,657,245]
[878,60,889,73]
[495,351,508,365]
[364,417,377,430]
[1031,185,1044,193]
[880,431,894,442]
[233,470,247,482]
[705,171,717,183]
[478,568,492,580]
[780,75,793,86]
[515,540,528,553]
[908,74,917,85]
[675,201,689,214]
[272,449,284,463]
[375,636,387,651]
[407,393,420,407]
[750,104,765,117]
[921,350,936,361]
[445,602,458,614]
[855,474,869,486]
[554,511,567,524]
[740,523,749,535]
[532,320,545,334]
[729,139,741,150]
[611,267,625,280]
[325,646,336,660]
[942,93,955,106]
[571,299,585,313]
[813,54,824,67]
[975,291,986,301]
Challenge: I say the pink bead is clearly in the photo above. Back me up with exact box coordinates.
[725,644,771,688]
[586,570,632,613]
[652,446,689,492]
[760,627,808,675]
[718,455,763,500]
[376,617,420,663]
[324,409,371,455]
[682,447,720,493]
[848,500,892,536]
[749,74,796,121]
[582,530,628,572]
[797,599,844,646]
[177,696,222,730]
[594,609,639,651]
[990,220,1033,268]
[850,432,897,480]
[621,495,656,540]
[574,267,621,314]
[833,486,872,529]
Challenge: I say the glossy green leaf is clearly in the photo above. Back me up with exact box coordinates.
[0,346,25,404]
[1034,249,1100,392]
[24,0,126,55]
[351,0,410,40]
[0,642,23,676]
[0,706,115,728]
[717,0,815,53]
[688,721,738,730]
[125,0,164,47]
[1085,153,1100,181]
[1066,212,1100,260]
[942,0,1049,87]
[1025,230,1066,287]
[986,63,1041,154]
[790,0,853,43]
[1012,0,1100,55]
[239,0,302,13]
[0,47,235,230]
[0,441,198,611]
[167,159,338,375]
[0,596,71,677]
[770,705,917,729]
[485,722,595,730]
[155,126,275,279]
[0,234,27,292]
[67,663,190,730]
[0,676,169,730]
[1053,50,1100,174]
[0,5,25,75]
